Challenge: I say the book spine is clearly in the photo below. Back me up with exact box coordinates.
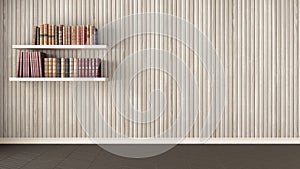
[32,26,37,45]
[29,52,32,77]
[54,26,58,45]
[63,26,66,45]
[81,58,85,77]
[52,25,55,45]
[31,52,37,77]
[69,26,72,45]
[84,58,88,77]
[20,52,24,77]
[36,27,40,45]
[95,58,100,77]
[91,58,95,77]
[81,25,87,45]
[61,58,65,77]
[16,52,21,77]
[48,58,53,77]
[88,58,92,77]
[58,25,63,45]
[23,52,26,77]
[44,58,49,77]
[26,52,29,77]
[44,24,49,45]
[69,58,74,77]
[94,28,97,45]
[71,26,76,45]
[56,58,61,77]
[52,58,57,77]
[73,58,78,77]
[76,26,80,45]
[48,25,52,45]
[65,58,70,77]
[39,24,44,45]
[86,25,90,45]
[38,52,44,77]
[89,25,95,45]
[78,58,81,77]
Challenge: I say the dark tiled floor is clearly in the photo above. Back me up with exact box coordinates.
[0,145,299,169]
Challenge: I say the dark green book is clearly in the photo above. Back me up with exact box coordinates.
[65,58,70,77]
[56,58,61,77]
[54,26,58,45]
[36,27,40,45]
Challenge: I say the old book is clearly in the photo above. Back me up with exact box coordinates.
[71,26,77,45]
[39,24,44,45]
[84,58,88,77]
[32,52,37,77]
[36,27,40,45]
[32,26,37,45]
[81,26,87,45]
[73,58,78,77]
[95,58,100,77]
[58,25,63,45]
[48,58,53,77]
[56,58,61,77]
[44,24,49,45]
[48,25,52,45]
[88,58,92,77]
[43,58,49,77]
[61,58,65,77]
[69,58,74,77]
[86,25,90,45]
[37,52,44,77]
[16,52,22,77]
[65,58,69,77]
[54,26,58,45]
[94,28,97,45]
[78,58,81,77]
[76,26,81,45]
[52,25,55,45]
[80,58,85,77]
[91,58,96,77]
[52,58,57,77]
[63,26,66,45]
[89,25,95,45]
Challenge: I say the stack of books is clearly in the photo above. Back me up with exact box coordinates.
[32,24,98,45]
[16,51,45,77]
[43,57,101,78]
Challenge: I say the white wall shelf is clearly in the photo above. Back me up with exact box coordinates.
[12,45,108,50]
[9,77,109,82]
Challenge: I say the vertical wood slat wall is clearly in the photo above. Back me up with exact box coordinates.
[0,0,299,139]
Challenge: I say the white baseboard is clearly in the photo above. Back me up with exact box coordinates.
[1,138,300,144]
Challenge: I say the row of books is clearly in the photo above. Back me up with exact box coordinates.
[16,51,102,78]
[32,24,97,45]
[44,57,101,77]
[16,51,45,77]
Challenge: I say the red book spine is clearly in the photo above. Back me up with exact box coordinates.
[81,58,85,77]
[29,52,32,77]
[24,52,27,77]
[78,58,81,77]
[34,52,37,77]
[91,58,95,77]
[84,58,88,77]
[95,58,100,77]
[76,26,80,45]
[88,58,92,77]
[38,52,42,77]
[20,52,23,77]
